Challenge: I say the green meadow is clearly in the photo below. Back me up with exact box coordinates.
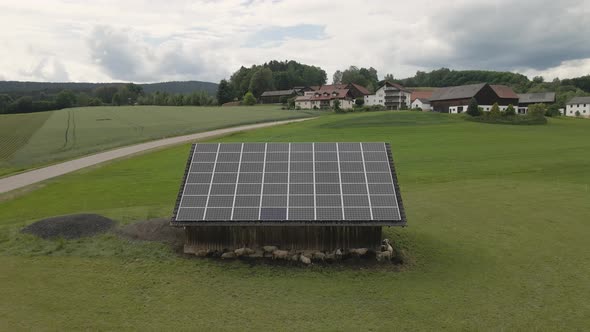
[0,105,314,177]
[1,112,589,330]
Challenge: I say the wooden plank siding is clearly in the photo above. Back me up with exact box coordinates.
[184,226,382,253]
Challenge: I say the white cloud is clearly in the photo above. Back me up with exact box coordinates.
[0,0,588,83]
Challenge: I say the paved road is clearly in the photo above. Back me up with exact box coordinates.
[0,117,313,194]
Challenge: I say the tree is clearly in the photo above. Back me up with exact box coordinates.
[93,85,119,104]
[216,79,234,105]
[355,98,364,107]
[489,102,501,117]
[55,89,77,109]
[332,99,341,112]
[11,96,33,113]
[383,73,395,82]
[0,94,13,114]
[243,92,257,106]
[528,103,548,117]
[287,97,296,110]
[279,95,288,106]
[505,104,516,116]
[111,92,124,106]
[333,70,343,84]
[248,67,274,98]
[532,76,545,84]
[340,66,379,92]
[466,98,481,116]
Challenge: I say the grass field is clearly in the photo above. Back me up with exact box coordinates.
[0,105,315,177]
[1,112,589,330]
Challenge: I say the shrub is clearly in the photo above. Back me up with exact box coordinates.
[545,104,561,117]
[528,103,548,117]
[489,102,501,117]
[243,92,257,106]
[355,98,365,107]
[575,110,581,117]
[279,95,288,105]
[504,104,516,116]
[287,97,296,110]
[466,98,481,116]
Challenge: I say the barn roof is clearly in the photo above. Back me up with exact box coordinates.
[517,92,556,104]
[429,83,487,101]
[490,85,519,99]
[410,89,434,102]
[171,142,407,227]
[260,89,297,97]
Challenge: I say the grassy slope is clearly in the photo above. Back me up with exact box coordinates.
[0,105,315,177]
[1,112,589,330]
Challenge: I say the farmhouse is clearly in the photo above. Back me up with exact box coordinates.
[565,97,590,118]
[295,88,356,110]
[365,82,411,110]
[171,142,406,254]
[410,98,431,111]
[429,83,519,113]
[517,92,556,114]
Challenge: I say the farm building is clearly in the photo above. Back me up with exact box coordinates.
[259,87,313,104]
[516,92,556,114]
[171,142,406,253]
[295,88,356,110]
[565,97,590,118]
[429,83,519,113]
[410,98,431,111]
[365,82,411,110]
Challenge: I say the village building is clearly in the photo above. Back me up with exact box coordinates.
[429,83,519,114]
[294,83,370,110]
[517,92,556,114]
[410,98,431,111]
[364,82,411,110]
[259,86,313,104]
[565,97,590,118]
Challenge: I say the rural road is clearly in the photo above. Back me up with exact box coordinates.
[0,117,314,194]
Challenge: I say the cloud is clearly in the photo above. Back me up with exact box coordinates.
[19,56,70,81]
[245,24,326,47]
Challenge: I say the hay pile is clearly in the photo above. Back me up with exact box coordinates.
[21,214,116,239]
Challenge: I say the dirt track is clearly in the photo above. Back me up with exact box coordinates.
[0,118,313,194]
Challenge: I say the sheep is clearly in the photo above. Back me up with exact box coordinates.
[376,250,392,262]
[299,254,311,265]
[262,246,278,257]
[349,248,369,257]
[381,239,393,254]
[326,248,344,262]
[335,248,343,259]
[272,250,290,260]
[312,251,326,261]
[291,254,300,262]
[234,247,255,257]
[221,252,236,259]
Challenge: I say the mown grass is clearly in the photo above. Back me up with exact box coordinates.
[0,105,316,177]
[1,111,589,330]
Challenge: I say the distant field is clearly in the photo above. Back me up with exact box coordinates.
[0,105,316,177]
[1,112,589,330]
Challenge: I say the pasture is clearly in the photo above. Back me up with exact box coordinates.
[1,112,589,330]
[0,105,315,177]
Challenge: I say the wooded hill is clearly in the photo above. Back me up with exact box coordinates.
[0,80,218,96]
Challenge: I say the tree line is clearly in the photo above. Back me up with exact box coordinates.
[0,83,216,114]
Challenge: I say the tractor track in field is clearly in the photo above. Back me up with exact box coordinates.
[0,117,315,194]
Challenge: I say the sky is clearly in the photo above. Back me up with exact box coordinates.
[0,0,589,83]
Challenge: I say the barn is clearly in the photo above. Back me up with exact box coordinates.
[170,142,406,254]
[430,83,519,113]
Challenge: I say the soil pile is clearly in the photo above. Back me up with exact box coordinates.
[21,214,116,239]
[117,218,183,246]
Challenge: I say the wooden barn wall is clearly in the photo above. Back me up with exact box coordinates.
[184,226,383,253]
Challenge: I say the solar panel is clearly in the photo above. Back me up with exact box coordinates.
[171,143,406,226]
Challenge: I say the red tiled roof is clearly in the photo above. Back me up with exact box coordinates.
[349,83,371,95]
[490,85,519,99]
[410,89,434,102]
[296,88,353,101]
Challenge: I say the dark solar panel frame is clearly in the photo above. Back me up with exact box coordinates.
[171,143,407,226]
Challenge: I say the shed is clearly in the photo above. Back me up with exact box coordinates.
[170,142,407,253]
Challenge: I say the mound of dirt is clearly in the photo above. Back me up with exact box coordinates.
[117,218,183,246]
[21,214,116,239]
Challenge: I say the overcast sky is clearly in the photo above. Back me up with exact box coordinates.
[1,0,589,83]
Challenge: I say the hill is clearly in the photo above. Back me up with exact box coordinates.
[0,80,218,96]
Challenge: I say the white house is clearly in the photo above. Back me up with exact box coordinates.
[565,97,590,118]
[364,82,411,110]
[410,98,431,111]
[295,88,355,110]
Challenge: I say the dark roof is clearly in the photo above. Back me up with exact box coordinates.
[517,92,556,104]
[429,83,486,101]
[381,81,410,93]
[349,83,371,95]
[490,85,519,99]
[295,89,353,101]
[260,89,297,97]
[566,96,590,105]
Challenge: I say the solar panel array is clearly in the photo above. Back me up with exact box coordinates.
[173,143,405,224]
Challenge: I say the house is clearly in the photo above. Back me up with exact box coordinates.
[429,83,519,113]
[364,82,411,110]
[294,83,370,110]
[565,97,590,118]
[294,88,356,110]
[517,92,556,114]
[410,98,431,111]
